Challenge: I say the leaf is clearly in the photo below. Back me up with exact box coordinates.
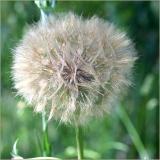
[105,141,128,152]
[64,146,101,159]
[11,139,23,159]
[116,104,149,159]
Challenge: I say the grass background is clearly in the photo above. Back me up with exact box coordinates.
[1,1,159,159]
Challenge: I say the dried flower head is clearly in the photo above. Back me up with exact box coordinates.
[12,13,136,125]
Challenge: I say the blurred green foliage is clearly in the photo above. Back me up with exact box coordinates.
[0,1,159,159]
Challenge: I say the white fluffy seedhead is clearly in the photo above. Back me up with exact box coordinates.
[12,13,136,125]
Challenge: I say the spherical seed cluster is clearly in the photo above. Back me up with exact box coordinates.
[12,13,136,125]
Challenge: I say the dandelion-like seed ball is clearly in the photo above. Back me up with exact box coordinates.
[12,13,136,125]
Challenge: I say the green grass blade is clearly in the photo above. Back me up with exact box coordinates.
[117,105,149,159]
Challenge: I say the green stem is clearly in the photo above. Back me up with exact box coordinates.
[75,125,84,160]
[42,111,51,156]
[35,0,56,156]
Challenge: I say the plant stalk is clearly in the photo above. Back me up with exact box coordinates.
[42,111,51,156]
[75,125,84,160]
[35,0,56,156]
